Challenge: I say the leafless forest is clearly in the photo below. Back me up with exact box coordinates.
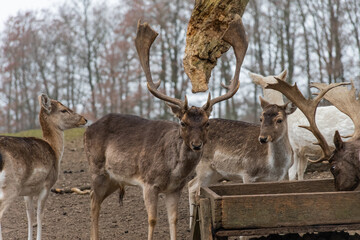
[0,0,359,133]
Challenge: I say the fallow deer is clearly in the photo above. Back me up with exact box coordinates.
[264,78,355,191]
[0,94,87,240]
[250,70,354,180]
[84,17,248,240]
[188,88,297,227]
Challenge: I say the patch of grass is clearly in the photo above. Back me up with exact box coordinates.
[1,127,86,142]
[2,129,43,139]
[64,128,86,142]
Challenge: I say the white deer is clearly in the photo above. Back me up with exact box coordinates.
[249,70,354,180]
[0,94,87,240]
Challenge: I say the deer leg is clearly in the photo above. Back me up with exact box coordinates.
[165,191,181,240]
[35,188,50,240]
[297,154,307,180]
[288,157,298,181]
[297,149,308,180]
[90,174,119,240]
[143,185,159,240]
[24,196,35,240]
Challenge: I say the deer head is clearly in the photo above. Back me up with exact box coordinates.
[135,16,248,151]
[39,94,87,131]
[258,97,297,144]
[311,81,360,190]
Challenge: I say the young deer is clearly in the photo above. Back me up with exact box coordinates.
[0,94,87,240]
[266,79,360,191]
[188,91,297,227]
[84,17,248,240]
[250,70,354,180]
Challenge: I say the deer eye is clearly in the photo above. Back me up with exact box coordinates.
[277,119,283,123]
[180,121,186,127]
[259,118,262,122]
[330,165,337,174]
[205,122,210,127]
[61,109,68,113]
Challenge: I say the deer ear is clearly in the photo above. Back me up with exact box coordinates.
[284,102,297,115]
[39,94,52,114]
[259,96,270,109]
[249,72,266,87]
[167,96,188,119]
[334,130,344,150]
[167,103,183,119]
[276,69,288,81]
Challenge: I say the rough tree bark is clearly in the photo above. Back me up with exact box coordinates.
[183,0,249,93]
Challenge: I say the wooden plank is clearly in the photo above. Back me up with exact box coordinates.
[215,223,360,237]
[200,186,221,199]
[190,203,201,240]
[221,191,360,229]
[200,187,223,229]
[211,198,223,229]
[209,179,339,196]
[199,198,214,240]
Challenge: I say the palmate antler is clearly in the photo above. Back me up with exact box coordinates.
[312,81,360,141]
[134,15,248,110]
[266,78,350,162]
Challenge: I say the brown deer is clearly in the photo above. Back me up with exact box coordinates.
[188,88,297,227]
[0,94,87,240]
[84,17,248,240]
[264,78,356,191]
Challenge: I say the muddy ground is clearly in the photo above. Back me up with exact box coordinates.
[2,137,344,239]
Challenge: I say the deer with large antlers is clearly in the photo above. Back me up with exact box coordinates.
[84,17,247,240]
[188,71,298,228]
[0,94,87,240]
[265,79,356,191]
[250,70,354,180]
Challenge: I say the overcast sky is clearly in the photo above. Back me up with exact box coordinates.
[0,0,64,30]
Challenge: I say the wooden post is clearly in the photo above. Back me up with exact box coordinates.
[183,0,249,93]
[199,198,214,240]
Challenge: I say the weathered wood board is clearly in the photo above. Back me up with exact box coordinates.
[183,0,249,92]
[194,179,360,239]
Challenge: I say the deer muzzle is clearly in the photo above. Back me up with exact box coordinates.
[191,142,203,151]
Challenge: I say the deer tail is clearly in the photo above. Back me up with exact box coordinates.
[0,153,3,171]
[119,185,125,206]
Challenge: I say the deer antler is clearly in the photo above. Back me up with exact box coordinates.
[135,20,185,108]
[312,81,360,140]
[206,15,248,108]
[135,16,248,110]
[266,78,350,162]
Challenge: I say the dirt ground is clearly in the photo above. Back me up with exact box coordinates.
[2,137,336,240]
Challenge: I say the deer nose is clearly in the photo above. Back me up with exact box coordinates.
[259,136,268,144]
[191,142,203,151]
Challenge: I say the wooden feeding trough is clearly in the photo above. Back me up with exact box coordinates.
[190,179,360,240]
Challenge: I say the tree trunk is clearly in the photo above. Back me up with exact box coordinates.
[183,0,249,93]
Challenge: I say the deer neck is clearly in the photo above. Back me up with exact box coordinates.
[266,130,292,177]
[171,141,202,182]
[41,121,65,165]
